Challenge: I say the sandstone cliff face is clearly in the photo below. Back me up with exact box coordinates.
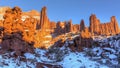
[0,7,40,21]
[1,6,53,49]
[22,10,40,16]
[111,16,119,34]
[0,7,36,55]
[0,6,120,51]
[81,27,91,38]
[63,20,74,33]
[0,7,11,20]
[22,10,40,21]
[54,20,80,35]
[0,20,3,27]
[72,24,80,33]
[119,28,120,33]
[80,19,85,32]
[80,27,93,48]
[89,14,119,36]
[54,21,66,35]
[89,14,100,35]
[0,7,11,14]
[50,21,56,33]
[37,6,50,30]
[33,6,52,48]
[3,6,22,34]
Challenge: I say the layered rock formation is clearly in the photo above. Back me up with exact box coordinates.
[80,27,93,48]
[37,6,50,30]
[0,7,40,21]
[0,7,38,54]
[89,14,119,36]
[22,10,40,16]
[54,21,66,35]
[22,10,40,21]
[72,24,80,33]
[65,20,73,32]
[80,19,85,32]
[34,6,52,48]
[50,21,56,33]
[3,6,22,34]
[0,6,119,51]
[89,14,100,35]
[0,7,10,14]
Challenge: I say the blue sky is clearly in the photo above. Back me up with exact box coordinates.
[0,0,120,26]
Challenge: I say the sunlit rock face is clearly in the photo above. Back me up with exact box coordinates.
[3,6,22,34]
[0,20,3,27]
[34,30,52,49]
[34,6,52,48]
[37,6,50,30]
[89,14,100,35]
[0,6,52,49]
[80,27,93,48]
[0,7,40,21]
[0,6,120,50]
[0,7,10,14]
[0,7,35,55]
[21,10,40,21]
[89,14,119,36]
[22,10,40,16]
[72,24,80,33]
[50,21,56,33]
[110,16,119,34]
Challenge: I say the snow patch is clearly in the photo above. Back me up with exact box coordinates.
[24,53,35,59]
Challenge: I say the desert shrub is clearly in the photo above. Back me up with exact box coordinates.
[92,41,100,47]
[47,46,69,62]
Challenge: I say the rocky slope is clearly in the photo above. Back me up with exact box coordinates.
[0,33,119,68]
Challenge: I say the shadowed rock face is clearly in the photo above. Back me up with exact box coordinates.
[0,32,34,56]
[80,19,85,32]
[89,14,119,36]
[54,21,66,35]
[65,20,73,32]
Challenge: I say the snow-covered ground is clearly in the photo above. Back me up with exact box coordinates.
[59,52,108,68]
[0,48,108,68]
[0,34,119,68]
[84,34,120,67]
